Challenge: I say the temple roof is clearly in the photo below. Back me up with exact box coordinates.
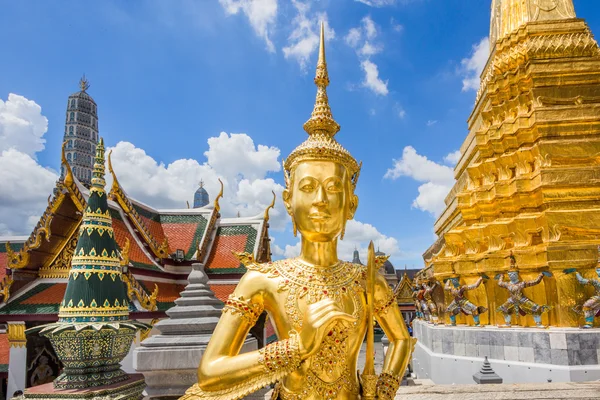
[0,149,271,318]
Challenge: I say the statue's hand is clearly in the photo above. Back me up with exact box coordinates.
[299,298,356,360]
[481,274,490,281]
[563,268,577,275]
[541,271,553,277]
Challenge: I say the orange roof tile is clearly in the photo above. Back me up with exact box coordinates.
[209,284,237,302]
[21,283,67,305]
[139,214,167,245]
[0,334,9,366]
[139,280,185,303]
[205,235,248,270]
[0,253,6,279]
[161,223,198,254]
[112,219,156,267]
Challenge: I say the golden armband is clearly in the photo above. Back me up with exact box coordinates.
[258,331,302,373]
[222,295,263,325]
[374,289,396,316]
[375,372,402,400]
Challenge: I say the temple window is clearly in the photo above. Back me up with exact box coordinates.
[70,112,75,122]
[69,126,74,135]
[71,99,76,108]
[67,153,72,162]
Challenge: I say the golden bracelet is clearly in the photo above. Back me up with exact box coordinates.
[258,331,302,373]
[376,372,402,400]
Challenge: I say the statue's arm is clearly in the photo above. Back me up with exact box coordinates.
[497,274,508,288]
[524,273,544,288]
[444,279,451,291]
[186,271,301,399]
[465,277,484,291]
[374,275,413,397]
[575,272,590,286]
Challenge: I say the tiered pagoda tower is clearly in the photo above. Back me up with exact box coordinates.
[193,180,210,208]
[423,0,600,328]
[60,76,99,188]
[25,139,146,399]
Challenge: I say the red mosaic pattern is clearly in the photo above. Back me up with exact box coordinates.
[161,223,198,255]
[208,284,237,302]
[205,235,248,270]
[0,333,9,368]
[21,283,67,305]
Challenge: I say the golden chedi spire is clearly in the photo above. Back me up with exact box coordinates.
[285,22,361,188]
[490,0,576,44]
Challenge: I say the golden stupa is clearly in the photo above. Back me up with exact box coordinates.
[422,0,600,328]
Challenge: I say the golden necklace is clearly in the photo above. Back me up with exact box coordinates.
[271,258,364,399]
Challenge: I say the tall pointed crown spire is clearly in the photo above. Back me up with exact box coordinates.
[284,21,361,188]
[303,22,340,137]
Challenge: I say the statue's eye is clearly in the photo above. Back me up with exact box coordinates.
[300,184,315,192]
[326,182,342,192]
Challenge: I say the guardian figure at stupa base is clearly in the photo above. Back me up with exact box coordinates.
[180,23,413,400]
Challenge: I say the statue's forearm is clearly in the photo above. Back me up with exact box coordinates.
[382,336,413,376]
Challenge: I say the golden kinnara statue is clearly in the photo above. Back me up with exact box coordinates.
[181,23,413,400]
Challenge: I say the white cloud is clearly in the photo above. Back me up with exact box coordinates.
[282,1,334,70]
[346,16,389,96]
[219,0,278,52]
[345,27,362,47]
[355,0,396,6]
[384,146,456,216]
[461,37,490,92]
[0,94,49,157]
[280,219,400,263]
[390,17,403,33]
[107,132,287,230]
[426,120,438,127]
[0,94,58,236]
[361,60,389,96]
[394,103,406,119]
[358,41,382,57]
[443,150,461,165]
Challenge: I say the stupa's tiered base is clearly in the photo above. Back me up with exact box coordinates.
[24,374,145,400]
[412,320,600,384]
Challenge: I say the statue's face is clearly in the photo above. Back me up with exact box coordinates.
[508,271,519,282]
[451,278,460,287]
[284,160,357,243]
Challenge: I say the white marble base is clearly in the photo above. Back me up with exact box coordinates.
[412,320,600,384]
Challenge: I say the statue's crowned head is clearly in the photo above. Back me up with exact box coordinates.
[450,277,460,288]
[283,22,361,243]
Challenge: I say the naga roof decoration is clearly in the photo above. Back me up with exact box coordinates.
[107,150,170,259]
[5,142,86,271]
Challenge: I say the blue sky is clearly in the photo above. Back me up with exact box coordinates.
[1,0,599,268]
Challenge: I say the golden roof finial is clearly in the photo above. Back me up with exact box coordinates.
[264,191,276,222]
[302,21,340,138]
[79,75,90,92]
[214,178,224,213]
